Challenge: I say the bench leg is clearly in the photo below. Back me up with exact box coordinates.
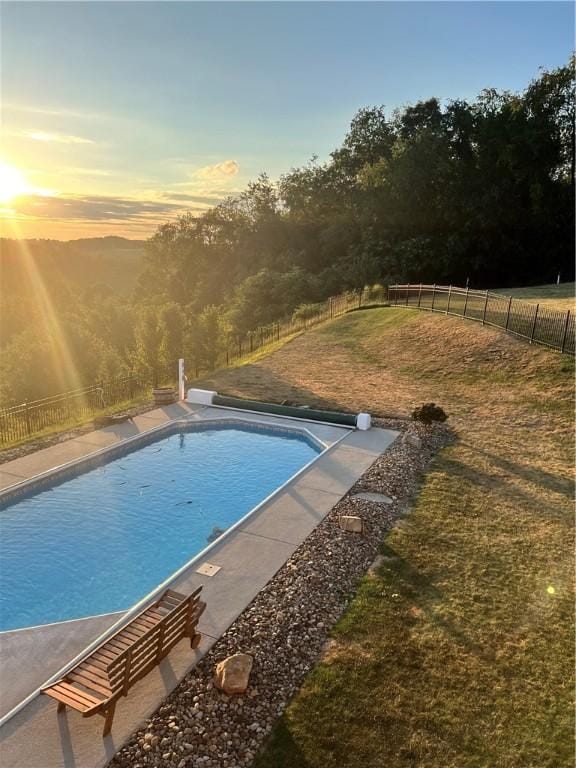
[102,703,116,737]
[191,631,201,649]
[57,702,66,713]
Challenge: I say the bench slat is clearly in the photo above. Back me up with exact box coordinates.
[131,615,160,631]
[80,654,112,671]
[44,688,93,712]
[67,670,113,697]
[76,659,110,679]
[51,682,103,709]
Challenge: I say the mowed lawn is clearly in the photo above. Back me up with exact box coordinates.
[495,282,575,312]
[199,306,575,768]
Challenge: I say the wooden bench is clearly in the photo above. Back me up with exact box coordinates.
[41,587,205,736]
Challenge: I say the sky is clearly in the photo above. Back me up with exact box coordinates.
[0,1,573,240]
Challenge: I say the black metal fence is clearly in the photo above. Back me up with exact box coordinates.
[0,286,388,447]
[388,284,575,355]
[0,362,179,446]
[219,286,387,370]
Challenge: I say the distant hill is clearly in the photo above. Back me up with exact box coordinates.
[0,236,147,296]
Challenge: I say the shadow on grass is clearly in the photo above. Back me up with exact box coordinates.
[377,542,490,659]
[253,718,313,768]
[197,365,356,414]
[439,451,573,526]
[461,441,574,499]
[197,359,411,421]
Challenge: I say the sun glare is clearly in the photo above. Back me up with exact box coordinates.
[0,161,31,202]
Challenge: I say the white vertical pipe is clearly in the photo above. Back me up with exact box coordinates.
[178,358,185,401]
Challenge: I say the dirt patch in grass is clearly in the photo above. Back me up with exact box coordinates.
[201,307,574,768]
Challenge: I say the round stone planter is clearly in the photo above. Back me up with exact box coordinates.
[153,387,177,406]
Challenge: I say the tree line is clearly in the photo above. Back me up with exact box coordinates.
[1,59,573,404]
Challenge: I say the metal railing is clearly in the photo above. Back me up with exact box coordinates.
[388,284,575,355]
[220,286,387,369]
[0,363,179,446]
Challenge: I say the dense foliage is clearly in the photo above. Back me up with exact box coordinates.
[1,60,573,404]
[141,59,574,305]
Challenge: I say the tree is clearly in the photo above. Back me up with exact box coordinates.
[132,306,162,380]
[196,305,227,371]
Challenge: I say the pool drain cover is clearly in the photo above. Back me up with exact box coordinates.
[196,562,221,577]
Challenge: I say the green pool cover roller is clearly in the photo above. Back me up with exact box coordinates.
[212,395,357,427]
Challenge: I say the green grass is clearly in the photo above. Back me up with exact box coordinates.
[495,282,575,311]
[225,330,303,369]
[203,307,574,768]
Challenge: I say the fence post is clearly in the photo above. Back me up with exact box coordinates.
[561,310,571,353]
[446,285,452,314]
[482,291,489,325]
[250,333,253,353]
[329,298,334,319]
[463,286,469,317]
[431,284,436,310]
[277,322,280,341]
[405,287,409,306]
[24,400,31,435]
[358,289,363,309]
[530,304,539,343]
[505,297,512,330]
[417,283,422,308]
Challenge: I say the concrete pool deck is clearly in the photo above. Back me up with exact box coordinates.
[0,402,398,768]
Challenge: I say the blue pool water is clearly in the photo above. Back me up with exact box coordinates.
[0,424,321,631]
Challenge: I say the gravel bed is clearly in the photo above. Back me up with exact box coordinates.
[109,420,453,768]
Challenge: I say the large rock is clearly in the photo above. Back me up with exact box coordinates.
[402,431,422,449]
[338,515,363,533]
[214,653,253,694]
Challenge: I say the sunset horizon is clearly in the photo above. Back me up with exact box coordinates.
[1,1,573,241]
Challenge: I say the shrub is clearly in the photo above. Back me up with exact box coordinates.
[412,402,448,425]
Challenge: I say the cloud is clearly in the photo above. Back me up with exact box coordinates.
[3,102,110,121]
[22,130,95,145]
[195,160,239,179]
[8,193,187,222]
[161,192,226,205]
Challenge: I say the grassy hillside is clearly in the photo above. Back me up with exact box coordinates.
[198,308,574,768]
[495,282,575,312]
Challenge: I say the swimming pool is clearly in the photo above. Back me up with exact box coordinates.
[0,422,322,632]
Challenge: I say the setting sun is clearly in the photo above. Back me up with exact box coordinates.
[0,160,31,202]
